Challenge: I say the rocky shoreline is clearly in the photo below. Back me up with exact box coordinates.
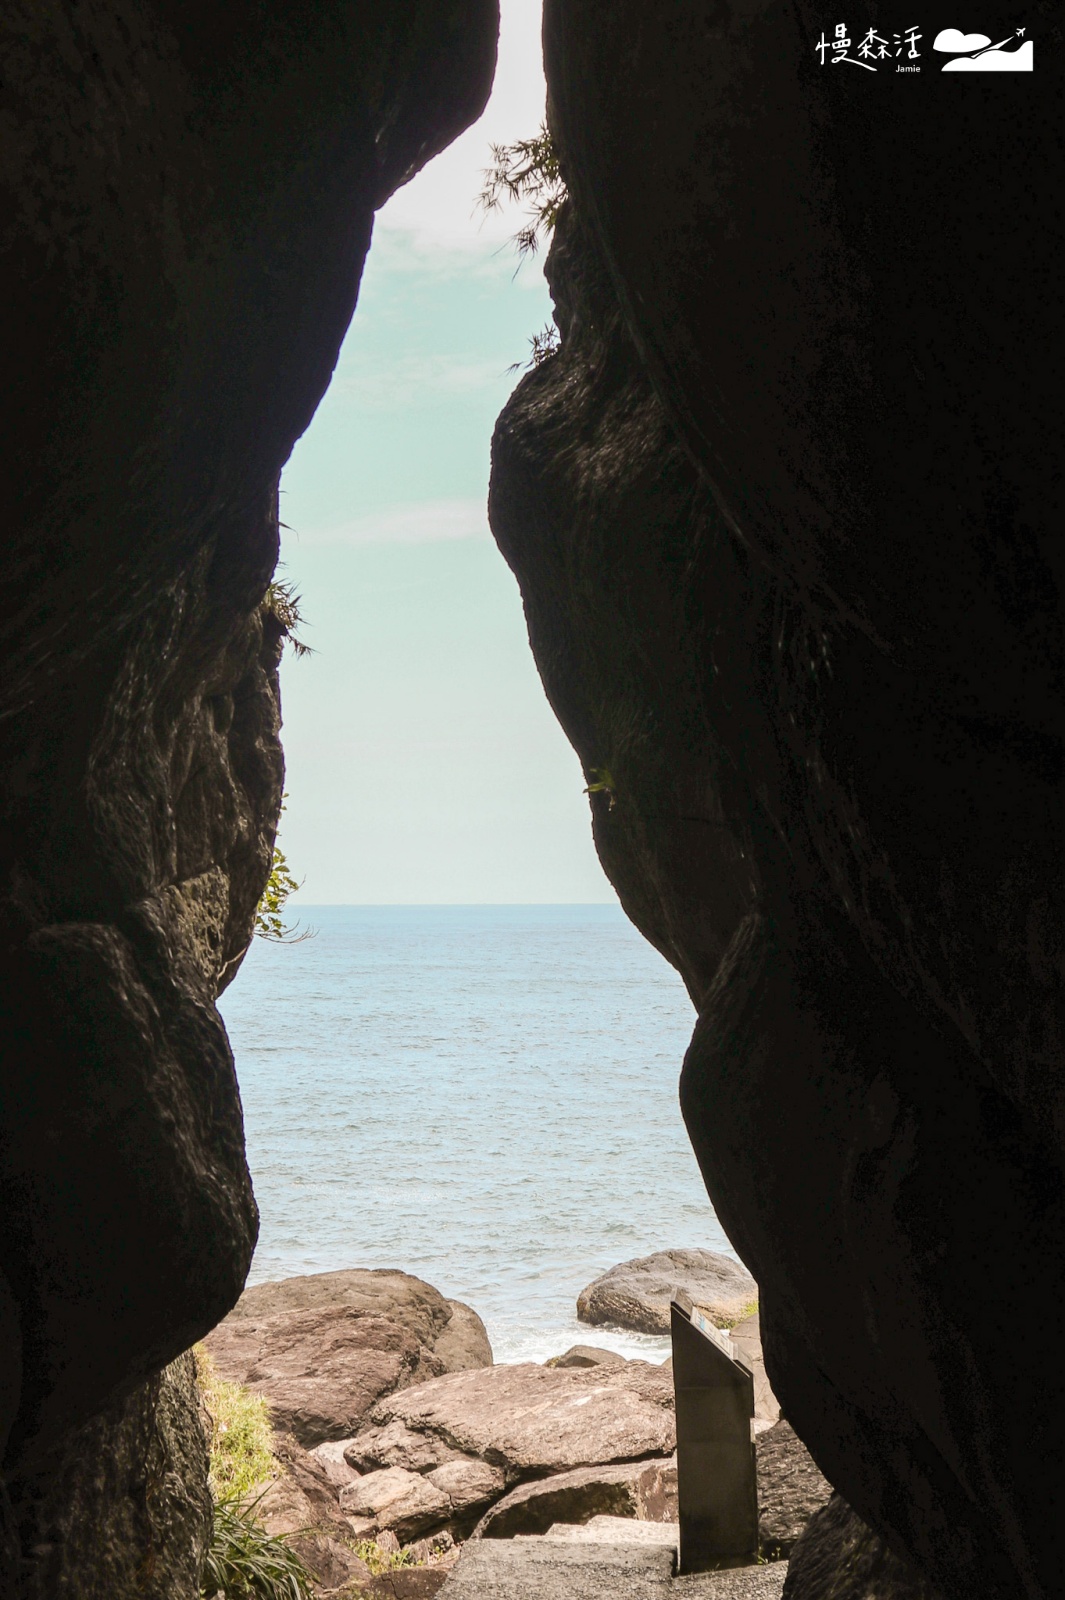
[201,1254,832,1598]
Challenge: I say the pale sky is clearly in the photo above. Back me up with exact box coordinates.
[275,0,613,905]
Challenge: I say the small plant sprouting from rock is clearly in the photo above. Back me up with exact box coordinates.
[507,322,561,374]
[350,1540,418,1576]
[255,796,313,944]
[263,578,312,658]
[583,766,616,811]
[202,1494,313,1600]
[477,122,567,262]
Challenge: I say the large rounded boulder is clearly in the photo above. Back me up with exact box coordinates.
[577,1250,757,1335]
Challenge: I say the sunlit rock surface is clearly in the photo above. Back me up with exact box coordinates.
[0,1,498,1591]
[490,7,1063,1594]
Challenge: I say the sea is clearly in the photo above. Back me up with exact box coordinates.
[218,904,735,1365]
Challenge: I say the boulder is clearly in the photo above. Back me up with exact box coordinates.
[203,1269,492,1446]
[473,1457,677,1538]
[357,1361,675,1484]
[729,1312,780,1423]
[311,1439,362,1490]
[1,0,497,1583]
[285,1534,372,1592]
[756,1422,833,1559]
[576,1251,756,1334]
[258,1432,358,1541]
[783,1494,945,1599]
[346,1419,466,1475]
[545,1346,627,1369]
[341,1469,451,1542]
[339,1459,504,1541]
[360,1569,454,1600]
[497,13,1064,1596]
[433,1302,494,1372]
[425,1460,507,1521]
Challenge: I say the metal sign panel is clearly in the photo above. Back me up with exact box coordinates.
[671,1298,758,1573]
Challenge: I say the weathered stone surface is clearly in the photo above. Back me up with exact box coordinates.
[348,1419,466,1476]
[341,1468,451,1541]
[635,1457,679,1525]
[362,1568,454,1600]
[546,1346,627,1369]
[7,1352,211,1600]
[286,1533,372,1592]
[756,1423,833,1560]
[426,1460,507,1519]
[1,0,498,1588]
[490,17,1063,1590]
[438,1539,676,1600]
[433,1301,494,1372]
[363,1362,675,1483]
[474,1461,645,1538]
[730,1314,780,1424]
[540,1515,677,1545]
[258,1431,356,1541]
[676,1567,788,1600]
[782,1495,944,1600]
[206,1271,491,1445]
[207,1305,432,1446]
[311,1438,363,1490]
[577,1251,756,1334]
[340,1458,504,1541]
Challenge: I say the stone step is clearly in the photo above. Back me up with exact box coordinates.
[437,1539,787,1600]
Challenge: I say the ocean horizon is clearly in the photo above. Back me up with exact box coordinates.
[219,903,734,1363]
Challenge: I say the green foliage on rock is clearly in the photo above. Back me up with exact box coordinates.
[478,123,567,261]
[262,578,312,657]
[196,1347,277,1501]
[202,1495,313,1600]
[255,843,305,943]
[350,1540,418,1576]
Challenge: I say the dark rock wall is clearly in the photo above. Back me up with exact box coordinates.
[490,4,1063,1592]
[1,0,498,1589]
[8,1353,211,1600]
[783,1495,944,1600]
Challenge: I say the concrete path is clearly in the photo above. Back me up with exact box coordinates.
[438,1540,788,1600]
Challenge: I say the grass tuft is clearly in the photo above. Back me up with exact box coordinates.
[195,1347,277,1500]
[349,1540,417,1576]
[202,1493,313,1600]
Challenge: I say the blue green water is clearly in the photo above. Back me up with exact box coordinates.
[219,904,733,1362]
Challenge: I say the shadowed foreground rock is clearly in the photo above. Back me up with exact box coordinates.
[491,6,1063,1595]
[7,1354,210,1600]
[782,1495,945,1600]
[0,1,497,1590]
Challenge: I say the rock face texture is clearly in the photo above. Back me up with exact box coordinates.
[204,1269,493,1445]
[756,1423,833,1560]
[783,1494,945,1600]
[472,1458,676,1539]
[351,1362,675,1486]
[577,1250,757,1333]
[1,0,497,1590]
[490,8,1063,1598]
[7,1353,211,1600]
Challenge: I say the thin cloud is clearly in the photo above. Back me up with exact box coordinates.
[330,351,506,408]
[292,498,491,547]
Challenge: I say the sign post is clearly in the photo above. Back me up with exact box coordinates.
[671,1296,759,1573]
